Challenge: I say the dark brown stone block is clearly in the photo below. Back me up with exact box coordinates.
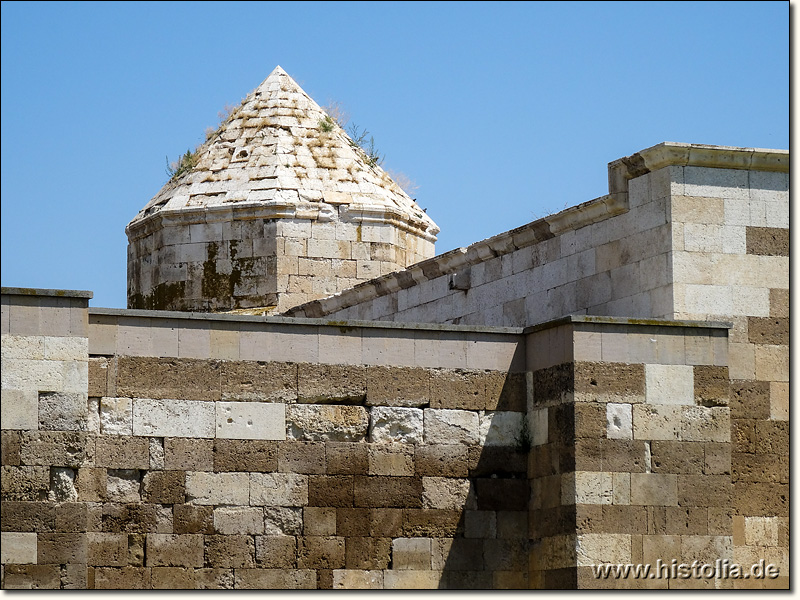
[484,538,527,571]
[415,444,468,477]
[678,474,731,508]
[93,566,151,589]
[442,570,493,589]
[164,438,213,471]
[468,445,527,477]
[204,535,254,568]
[366,366,431,407]
[309,475,354,507]
[255,535,297,568]
[1,429,22,465]
[369,508,403,537]
[102,504,166,534]
[19,431,89,468]
[733,482,789,516]
[496,510,528,540]
[298,363,366,403]
[602,439,647,473]
[62,562,88,589]
[55,502,92,532]
[485,371,526,412]
[746,226,789,256]
[475,478,528,511]
[707,507,733,535]
[353,476,422,508]
[116,356,221,401]
[95,436,149,469]
[76,468,107,502]
[543,567,577,590]
[770,288,790,317]
[730,381,770,420]
[173,505,213,534]
[438,538,484,571]
[317,569,333,590]
[664,506,708,535]
[87,532,128,567]
[0,501,56,532]
[693,366,729,407]
[647,506,667,535]
[402,508,463,537]
[127,533,145,566]
[1,465,49,501]
[214,439,276,472]
[574,403,606,438]
[2,564,61,589]
[429,369,485,410]
[549,403,575,440]
[732,452,788,483]
[335,507,370,536]
[529,443,567,478]
[278,441,326,474]
[219,360,297,402]
[599,505,648,534]
[748,317,789,345]
[531,362,574,405]
[650,441,704,474]
[755,420,788,454]
[325,442,368,475]
[88,357,108,397]
[703,442,731,475]
[150,567,195,589]
[575,504,602,533]
[38,532,87,564]
[344,536,391,570]
[573,362,644,399]
[146,534,204,568]
[732,419,757,453]
[142,471,185,504]
[529,506,575,539]
[297,536,345,569]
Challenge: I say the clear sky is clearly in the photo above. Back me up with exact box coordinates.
[1,1,788,309]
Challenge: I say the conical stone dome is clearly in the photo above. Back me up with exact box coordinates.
[126,66,439,313]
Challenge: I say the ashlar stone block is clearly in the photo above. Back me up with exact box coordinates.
[607,403,633,439]
[1,532,38,564]
[286,404,367,442]
[479,411,524,446]
[100,397,132,435]
[185,472,249,505]
[1,388,38,430]
[214,506,265,535]
[250,473,308,507]
[132,398,215,438]
[216,401,286,440]
[645,364,694,405]
[369,407,423,444]
[423,409,479,445]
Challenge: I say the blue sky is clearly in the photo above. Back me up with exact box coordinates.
[1,1,788,309]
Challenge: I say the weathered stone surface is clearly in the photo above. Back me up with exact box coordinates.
[368,444,414,476]
[353,476,422,508]
[185,472,249,505]
[234,568,316,589]
[164,438,213,471]
[485,371,527,412]
[746,226,789,256]
[99,398,132,435]
[87,532,128,567]
[278,441,326,474]
[286,404,368,442]
[205,535,255,568]
[1,465,49,501]
[3,564,62,589]
[49,466,78,502]
[1,388,38,430]
[414,444,468,477]
[214,439,277,472]
[132,398,214,438]
[146,534,204,567]
[93,566,151,589]
[38,392,89,431]
[255,535,297,568]
[747,316,789,345]
[250,473,308,506]
[216,401,286,440]
[574,362,644,403]
[1,532,38,564]
[422,477,471,510]
[332,569,383,589]
[116,356,221,401]
[429,369,485,410]
[298,364,366,403]
[220,361,297,402]
[20,431,89,468]
[173,504,214,534]
[423,409,479,445]
[645,364,694,405]
[263,506,303,535]
[142,471,185,504]
[479,410,524,446]
[213,506,264,534]
[606,403,633,439]
[325,442,369,475]
[366,366,431,407]
[369,407,423,444]
[297,536,346,569]
[94,436,149,469]
[308,475,354,508]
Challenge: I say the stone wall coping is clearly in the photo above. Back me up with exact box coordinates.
[521,314,733,335]
[1,287,93,299]
[89,306,525,335]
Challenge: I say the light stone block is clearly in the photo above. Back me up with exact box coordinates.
[683,224,723,253]
[572,330,602,362]
[263,506,303,536]
[421,477,472,510]
[43,336,88,361]
[369,407,423,444]
[217,401,286,440]
[1,358,64,393]
[100,397,133,435]
[529,407,548,446]
[630,473,678,506]
[61,360,89,394]
[633,404,681,440]
[250,473,308,507]
[106,469,140,503]
[576,534,631,567]
[770,382,789,421]
[1,532,37,564]
[573,472,613,505]
[606,403,632,439]
[612,472,631,505]
[1,335,44,360]
[680,406,730,443]
[214,506,265,534]
[286,404,367,442]
[479,411,523,446]
[391,537,432,570]
[755,345,789,382]
[744,516,779,547]
[1,388,38,430]
[87,397,100,434]
[423,409,479,445]
[186,472,250,505]
[645,364,694,405]
[132,398,215,438]
[332,570,383,589]
[383,570,441,589]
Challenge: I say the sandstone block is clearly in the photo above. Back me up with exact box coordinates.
[369,407,423,444]
[475,478,527,511]
[755,419,788,455]
[255,535,297,568]
[480,410,523,446]
[366,366,430,407]
[278,441,326,474]
[298,363,366,403]
[87,533,128,567]
[576,533,631,566]
[332,569,383,589]
[680,406,730,442]
[650,440,704,474]
[368,444,414,476]
[679,475,731,508]
[464,510,497,538]
[101,504,172,535]
[1,429,22,465]
[149,437,165,470]
[574,362,645,403]
[37,532,87,564]
[354,476,422,508]
[1,389,38,430]
[213,506,264,535]
[99,398,132,435]
[325,442,369,475]
[165,438,213,471]
[392,537,432,570]
[1,335,44,360]
[344,536,391,570]
[250,473,308,506]
[204,535,254,568]
[2,564,61,589]
[414,444,468,477]
[429,369,485,410]
[369,508,403,537]
[402,508,463,537]
[106,469,141,503]
[746,226,788,256]
[93,566,151,589]
[213,439,277,472]
[423,408,479,445]
[529,407,548,446]
[233,568,316,589]
[263,506,303,536]
[681,535,732,564]
[571,471,613,505]
[308,475,354,508]
[37,391,88,432]
[421,477,471,510]
[94,436,149,469]
[693,365,729,406]
[75,468,106,501]
[770,381,789,421]
[632,404,681,440]
[606,403,632,439]
[304,506,336,536]
[383,569,441,589]
[141,471,185,504]
[149,567,197,589]
[219,360,297,402]
[173,504,213,534]
[116,356,221,401]
[185,472,249,505]
[132,398,214,438]
[485,371,526,412]
[1,532,37,564]
[645,364,694,405]
[216,401,286,440]
[286,404,367,442]
[1,465,49,501]
[146,534,203,568]
[630,473,678,506]
[297,536,346,569]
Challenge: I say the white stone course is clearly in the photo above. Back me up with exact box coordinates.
[132,398,215,438]
[1,532,38,564]
[250,473,308,507]
[216,401,286,440]
[100,397,133,435]
[423,409,479,445]
[369,407,424,444]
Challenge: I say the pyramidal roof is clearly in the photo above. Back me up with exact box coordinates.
[129,66,438,239]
